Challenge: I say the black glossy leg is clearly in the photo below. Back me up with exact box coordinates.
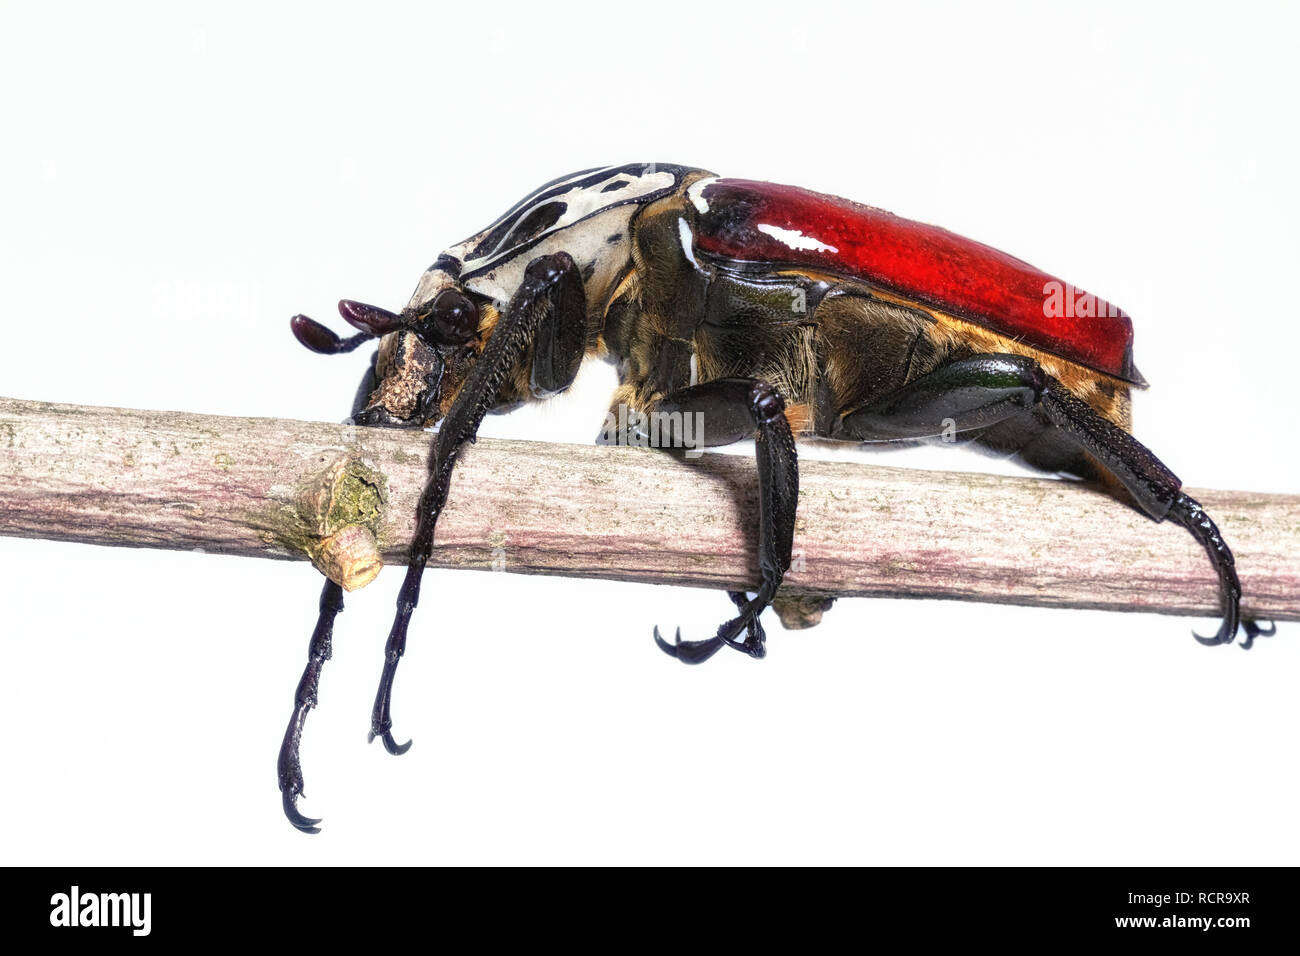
[651,378,798,664]
[278,580,341,833]
[837,353,1046,442]
[1165,494,1242,646]
[369,252,588,753]
[277,352,381,833]
[529,261,587,396]
[1037,379,1262,645]
[728,590,766,649]
[840,353,1258,646]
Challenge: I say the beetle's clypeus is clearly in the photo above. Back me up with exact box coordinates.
[284,162,1271,832]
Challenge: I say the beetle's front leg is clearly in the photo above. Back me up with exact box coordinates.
[648,378,799,664]
[278,349,382,833]
[369,252,587,753]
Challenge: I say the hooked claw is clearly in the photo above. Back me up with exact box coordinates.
[1191,627,1233,648]
[1192,614,1276,649]
[722,629,767,659]
[1241,619,1277,651]
[654,625,727,665]
[653,620,767,665]
[368,729,413,756]
[1190,598,1241,648]
[654,591,772,664]
[282,791,323,835]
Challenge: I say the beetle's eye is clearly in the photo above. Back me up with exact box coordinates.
[417,289,479,346]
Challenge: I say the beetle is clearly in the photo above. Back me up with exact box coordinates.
[284,162,1271,832]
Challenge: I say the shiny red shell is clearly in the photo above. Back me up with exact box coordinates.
[692,178,1142,385]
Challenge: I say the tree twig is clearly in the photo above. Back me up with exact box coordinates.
[1,396,1296,624]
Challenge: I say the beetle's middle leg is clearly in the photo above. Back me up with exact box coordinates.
[836,352,1265,647]
[643,377,799,665]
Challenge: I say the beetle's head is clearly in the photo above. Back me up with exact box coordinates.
[291,286,491,428]
[358,286,493,428]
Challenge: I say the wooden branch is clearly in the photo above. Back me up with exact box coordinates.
[1,396,1296,624]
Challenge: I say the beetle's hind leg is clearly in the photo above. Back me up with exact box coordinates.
[646,378,798,665]
[1038,377,1264,646]
[1164,495,1273,648]
[838,353,1259,646]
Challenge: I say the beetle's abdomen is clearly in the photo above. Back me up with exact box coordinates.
[689,178,1142,386]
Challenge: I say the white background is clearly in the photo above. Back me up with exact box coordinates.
[1,1,1296,865]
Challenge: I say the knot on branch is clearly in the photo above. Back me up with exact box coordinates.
[288,455,388,591]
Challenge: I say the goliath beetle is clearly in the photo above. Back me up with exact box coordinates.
[285,162,1269,833]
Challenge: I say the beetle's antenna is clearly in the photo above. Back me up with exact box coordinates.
[291,315,372,354]
[337,299,403,336]
[290,300,403,355]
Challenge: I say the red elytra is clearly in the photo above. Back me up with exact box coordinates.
[692,178,1143,386]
